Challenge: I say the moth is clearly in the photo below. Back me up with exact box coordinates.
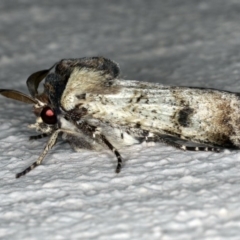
[0,57,239,178]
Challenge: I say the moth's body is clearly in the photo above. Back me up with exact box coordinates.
[1,57,240,178]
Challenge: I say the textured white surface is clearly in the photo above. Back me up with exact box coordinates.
[1,103,240,240]
[1,0,240,239]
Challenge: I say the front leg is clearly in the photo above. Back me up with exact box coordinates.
[17,129,79,178]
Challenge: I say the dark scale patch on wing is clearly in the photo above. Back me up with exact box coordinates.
[76,93,86,100]
[178,107,194,127]
[136,94,143,103]
[208,132,236,148]
[209,96,239,147]
[65,107,88,123]
[121,132,124,139]
[135,122,141,128]
[55,57,120,80]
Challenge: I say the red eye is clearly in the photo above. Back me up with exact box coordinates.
[41,107,57,124]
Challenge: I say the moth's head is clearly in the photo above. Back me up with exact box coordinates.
[0,65,58,134]
[29,101,58,134]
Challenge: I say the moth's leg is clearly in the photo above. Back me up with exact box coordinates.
[64,126,123,173]
[29,133,48,140]
[100,134,123,173]
[146,134,222,153]
[16,129,76,178]
[178,143,221,152]
[166,140,222,152]
[16,130,61,178]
